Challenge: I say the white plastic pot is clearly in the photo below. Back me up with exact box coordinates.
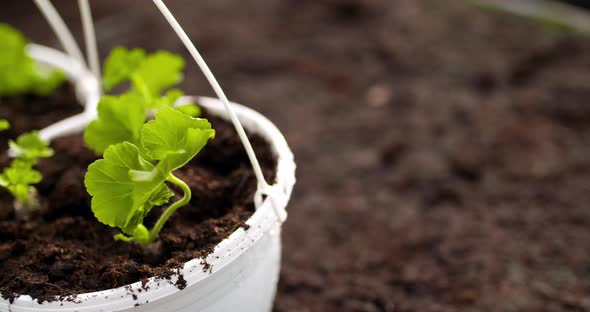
[0,96,296,312]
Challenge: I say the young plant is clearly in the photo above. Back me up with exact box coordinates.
[84,47,212,246]
[0,121,54,215]
[84,47,203,155]
[84,108,214,246]
[0,23,65,96]
[0,158,43,209]
[101,46,200,116]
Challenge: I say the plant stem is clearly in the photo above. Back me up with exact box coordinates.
[148,173,191,243]
[13,187,41,219]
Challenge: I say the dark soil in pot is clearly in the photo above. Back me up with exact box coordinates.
[0,83,82,147]
[0,112,276,303]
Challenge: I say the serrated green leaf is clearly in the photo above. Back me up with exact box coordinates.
[84,142,172,236]
[84,93,146,154]
[176,102,201,117]
[141,108,215,172]
[100,47,201,119]
[148,88,184,110]
[130,51,184,98]
[1,158,41,185]
[102,47,146,92]
[0,158,42,203]
[9,131,54,159]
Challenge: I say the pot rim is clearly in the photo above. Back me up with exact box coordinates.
[1,96,295,310]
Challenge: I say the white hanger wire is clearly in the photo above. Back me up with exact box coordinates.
[78,0,101,83]
[33,0,86,66]
[152,0,287,221]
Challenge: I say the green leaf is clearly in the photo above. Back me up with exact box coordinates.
[84,142,172,236]
[100,47,201,119]
[146,89,201,117]
[84,93,146,154]
[0,24,31,96]
[130,51,184,98]
[141,108,215,172]
[0,129,50,206]
[0,23,65,96]
[9,131,54,159]
[176,102,201,117]
[0,119,10,131]
[102,47,146,92]
[148,88,184,110]
[102,47,184,100]
[0,158,42,203]
[0,159,41,186]
[0,24,27,67]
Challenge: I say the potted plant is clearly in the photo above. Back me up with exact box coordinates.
[0,3,295,312]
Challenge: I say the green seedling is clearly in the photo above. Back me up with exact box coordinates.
[85,108,214,246]
[0,122,54,215]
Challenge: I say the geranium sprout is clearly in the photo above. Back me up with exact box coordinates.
[0,121,54,215]
[84,108,214,246]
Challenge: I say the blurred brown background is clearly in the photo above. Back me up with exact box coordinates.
[3,1,590,311]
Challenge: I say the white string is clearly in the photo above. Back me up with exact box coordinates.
[152,1,271,193]
[78,0,101,83]
[33,0,86,66]
[153,1,287,221]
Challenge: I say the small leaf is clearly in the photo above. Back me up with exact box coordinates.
[9,132,54,159]
[141,108,215,172]
[131,51,184,98]
[176,102,201,117]
[100,47,201,118]
[84,93,146,154]
[102,47,146,92]
[0,158,42,203]
[84,142,172,235]
[148,88,184,110]
[1,159,41,185]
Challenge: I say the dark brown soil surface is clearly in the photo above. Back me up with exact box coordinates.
[3,0,590,311]
[0,83,82,147]
[0,113,276,303]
